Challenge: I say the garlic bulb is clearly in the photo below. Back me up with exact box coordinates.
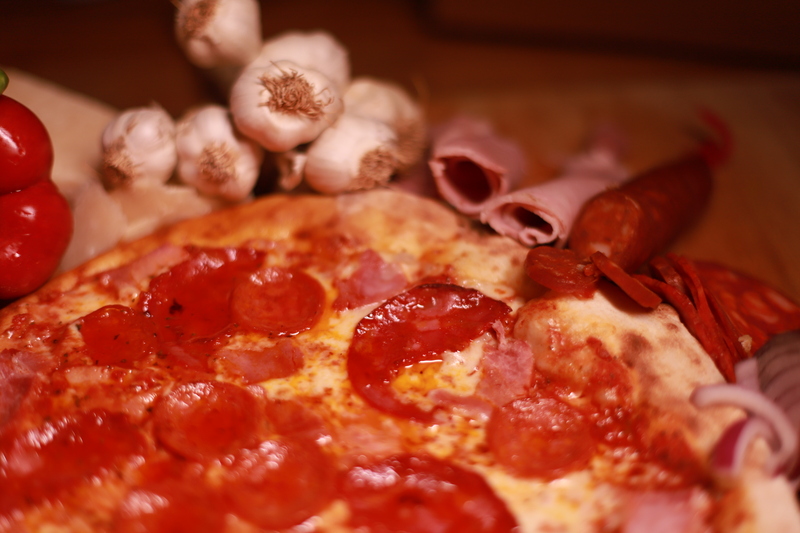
[256,30,351,92]
[175,0,262,68]
[303,114,400,195]
[101,105,177,189]
[344,77,426,170]
[175,104,264,202]
[230,59,344,152]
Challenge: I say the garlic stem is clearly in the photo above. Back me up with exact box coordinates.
[303,114,400,195]
[100,104,177,189]
[175,0,262,68]
[175,104,264,202]
[230,59,344,152]
[344,77,426,171]
[256,30,350,93]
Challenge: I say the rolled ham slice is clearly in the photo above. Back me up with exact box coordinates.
[428,115,526,216]
[479,137,627,247]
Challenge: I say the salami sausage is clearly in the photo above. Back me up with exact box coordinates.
[569,152,713,273]
[340,453,518,532]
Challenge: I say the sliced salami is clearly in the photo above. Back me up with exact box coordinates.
[694,261,800,353]
[340,453,518,532]
[347,283,510,421]
[231,266,325,336]
[140,247,264,342]
[153,381,262,462]
[487,395,595,479]
[113,476,226,533]
[0,409,145,516]
[524,246,599,298]
[220,437,336,530]
[79,304,159,368]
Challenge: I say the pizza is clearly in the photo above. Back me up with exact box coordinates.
[1,188,799,532]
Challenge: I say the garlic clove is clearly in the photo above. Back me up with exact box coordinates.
[176,104,264,202]
[230,59,344,152]
[110,181,224,242]
[101,104,177,189]
[59,179,127,271]
[275,149,307,191]
[304,114,400,195]
[256,30,350,93]
[175,0,262,69]
[343,77,426,171]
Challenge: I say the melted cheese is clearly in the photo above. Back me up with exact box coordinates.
[0,190,794,532]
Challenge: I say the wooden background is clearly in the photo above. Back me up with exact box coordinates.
[2,0,799,301]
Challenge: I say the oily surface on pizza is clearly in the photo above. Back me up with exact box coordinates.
[0,189,779,532]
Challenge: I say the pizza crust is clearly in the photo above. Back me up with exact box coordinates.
[1,189,798,532]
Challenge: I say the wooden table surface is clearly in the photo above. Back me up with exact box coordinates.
[2,0,799,301]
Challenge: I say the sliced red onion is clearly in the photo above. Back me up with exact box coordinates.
[706,417,775,476]
[692,329,800,483]
[735,358,760,391]
[692,383,798,476]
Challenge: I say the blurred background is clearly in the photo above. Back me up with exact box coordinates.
[2,0,799,117]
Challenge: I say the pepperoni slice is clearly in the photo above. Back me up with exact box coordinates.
[140,247,264,342]
[487,395,595,479]
[635,272,736,381]
[649,255,688,294]
[0,409,145,515]
[231,267,324,336]
[340,453,518,533]
[153,381,261,462]
[524,247,599,298]
[221,437,336,529]
[590,251,662,308]
[79,305,159,368]
[347,284,510,421]
[114,477,226,533]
